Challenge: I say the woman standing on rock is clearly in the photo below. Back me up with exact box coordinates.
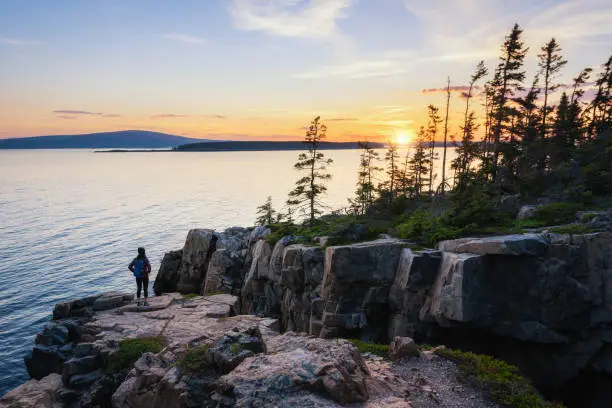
[128,247,151,306]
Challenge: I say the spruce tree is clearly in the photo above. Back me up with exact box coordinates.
[351,141,380,215]
[426,105,442,193]
[286,116,333,224]
[441,77,452,194]
[408,127,431,196]
[489,24,528,181]
[382,141,400,205]
[255,196,277,226]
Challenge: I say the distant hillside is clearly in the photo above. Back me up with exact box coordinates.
[174,141,385,152]
[0,130,210,149]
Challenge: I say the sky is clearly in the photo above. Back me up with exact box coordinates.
[0,0,611,142]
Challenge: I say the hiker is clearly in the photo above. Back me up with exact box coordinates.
[128,247,151,305]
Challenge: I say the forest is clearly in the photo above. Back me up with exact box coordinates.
[256,24,612,248]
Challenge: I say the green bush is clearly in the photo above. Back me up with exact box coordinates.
[106,337,166,372]
[396,210,461,248]
[348,339,389,357]
[436,348,564,408]
[550,224,597,235]
[177,344,211,373]
[534,202,583,225]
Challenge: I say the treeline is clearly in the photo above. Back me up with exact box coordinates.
[257,23,612,237]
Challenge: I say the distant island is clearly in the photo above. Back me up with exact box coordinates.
[172,141,386,152]
[0,130,212,149]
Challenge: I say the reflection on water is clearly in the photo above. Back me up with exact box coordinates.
[0,148,456,393]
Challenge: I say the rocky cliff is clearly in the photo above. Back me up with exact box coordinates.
[5,223,612,406]
[153,226,612,401]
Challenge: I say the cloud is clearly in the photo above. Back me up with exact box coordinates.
[52,110,102,116]
[202,114,227,119]
[162,33,207,44]
[421,85,483,94]
[294,59,407,79]
[327,117,357,121]
[0,37,40,46]
[150,113,189,119]
[229,0,353,40]
[56,115,77,120]
[102,114,122,118]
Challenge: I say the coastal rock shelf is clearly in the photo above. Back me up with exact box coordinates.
[2,291,497,408]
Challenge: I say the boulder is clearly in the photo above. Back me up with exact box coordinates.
[216,227,249,252]
[269,236,295,283]
[388,249,441,338]
[517,204,539,221]
[25,343,74,380]
[0,374,62,408]
[208,327,267,374]
[177,229,217,294]
[35,322,70,346]
[498,194,521,217]
[62,355,102,385]
[437,234,548,256]
[389,336,420,359]
[216,333,369,406]
[153,250,182,295]
[202,249,245,295]
[240,240,274,315]
[246,226,271,250]
[320,240,404,340]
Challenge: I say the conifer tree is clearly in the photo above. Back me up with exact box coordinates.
[408,127,431,196]
[539,38,567,142]
[255,196,277,226]
[351,141,380,215]
[489,23,528,181]
[441,77,452,194]
[589,55,612,137]
[287,116,333,224]
[426,105,442,193]
[382,141,400,204]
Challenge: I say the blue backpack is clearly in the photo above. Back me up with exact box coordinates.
[132,258,147,278]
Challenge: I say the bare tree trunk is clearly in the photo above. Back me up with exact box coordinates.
[441,77,451,194]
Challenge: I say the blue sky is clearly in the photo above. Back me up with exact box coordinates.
[1,0,611,140]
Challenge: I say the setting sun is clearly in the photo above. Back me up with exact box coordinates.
[395,130,413,145]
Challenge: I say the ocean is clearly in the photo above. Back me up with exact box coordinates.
[0,148,456,394]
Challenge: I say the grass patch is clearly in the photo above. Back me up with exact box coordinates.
[534,202,583,226]
[436,348,564,408]
[177,344,211,373]
[550,224,599,234]
[348,339,389,357]
[230,343,242,354]
[182,293,200,299]
[579,212,598,223]
[106,336,166,372]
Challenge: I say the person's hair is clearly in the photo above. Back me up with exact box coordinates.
[137,247,146,259]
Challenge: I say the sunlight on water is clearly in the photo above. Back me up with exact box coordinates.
[0,148,456,393]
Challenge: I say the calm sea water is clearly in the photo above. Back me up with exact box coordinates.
[0,148,455,394]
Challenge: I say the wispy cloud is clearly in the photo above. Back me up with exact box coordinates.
[328,117,358,121]
[229,0,354,40]
[0,37,40,46]
[294,59,407,79]
[422,85,482,94]
[52,110,102,116]
[56,115,77,120]
[151,113,189,119]
[162,33,207,44]
[202,114,227,119]
[102,114,122,118]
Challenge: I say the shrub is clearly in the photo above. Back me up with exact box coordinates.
[550,224,597,235]
[436,348,564,408]
[348,339,389,357]
[534,202,583,225]
[396,210,461,248]
[106,337,166,372]
[177,344,211,373]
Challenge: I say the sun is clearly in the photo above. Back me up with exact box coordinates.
[394,130,413,145]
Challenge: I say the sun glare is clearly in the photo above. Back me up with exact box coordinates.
[395,130,412,145]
